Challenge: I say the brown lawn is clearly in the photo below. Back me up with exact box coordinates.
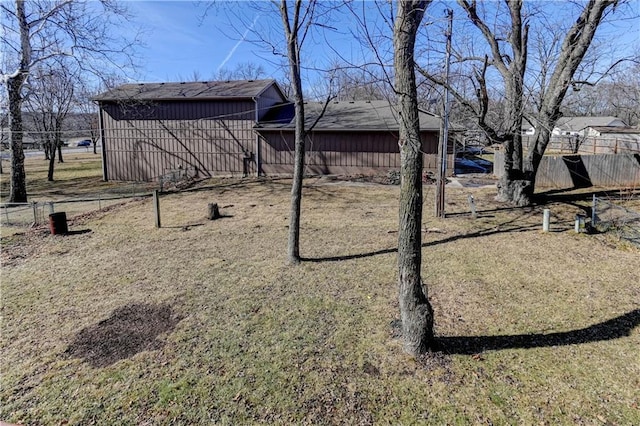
[1,156,639,424]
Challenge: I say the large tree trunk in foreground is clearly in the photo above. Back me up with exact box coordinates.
[394,0,434,355]
[7,75,28,203]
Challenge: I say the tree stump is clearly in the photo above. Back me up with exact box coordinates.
[208,203,221,220]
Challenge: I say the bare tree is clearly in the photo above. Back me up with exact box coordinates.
[216,62,267,81]
[326,61,390,101]
[394,0,434,355]
[523,1,621,202]
[207,1,335,263]
[562,58,640,126]
[0,108,6,175]
[23,61,77,181]
[281,0,313,264]
[420,0,623,206]
[1,0,139,202]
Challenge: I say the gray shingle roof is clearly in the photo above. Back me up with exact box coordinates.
[555,116,625,132]
[255,100,441,132]
[94,79,282,102]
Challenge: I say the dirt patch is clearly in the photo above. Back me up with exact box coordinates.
[65,303,183,368]
[0,227,51,267]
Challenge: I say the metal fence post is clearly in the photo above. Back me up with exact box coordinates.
[32,202,38,224]
[467,195,477,219]
[592,194,597,226]
[543,209,550,232]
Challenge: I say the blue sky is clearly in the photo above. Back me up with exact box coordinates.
[127,1,367,83]
[126,1,639,86]
[127,1,263,81]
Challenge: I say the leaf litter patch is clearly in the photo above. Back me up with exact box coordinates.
[65,303,183,368]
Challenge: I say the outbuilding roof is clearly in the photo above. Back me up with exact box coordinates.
[555,116,625,132]
[94,79,284,102]
[255,100,441,132]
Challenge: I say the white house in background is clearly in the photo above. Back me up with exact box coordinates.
[552,116,627,136]
[521,117,536,135]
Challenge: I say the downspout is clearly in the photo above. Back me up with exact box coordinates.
[253,97,261,177]
[98,103,108,181]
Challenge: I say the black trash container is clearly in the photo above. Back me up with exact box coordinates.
[49,212,68,235]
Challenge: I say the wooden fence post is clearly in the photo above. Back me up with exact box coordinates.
[154,190,161,228]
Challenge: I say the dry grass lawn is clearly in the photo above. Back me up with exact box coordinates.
[1,156,639,424]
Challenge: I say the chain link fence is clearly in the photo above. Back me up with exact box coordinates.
[0,184,154,235]
[592,194,640,246]
[1,168,206,235]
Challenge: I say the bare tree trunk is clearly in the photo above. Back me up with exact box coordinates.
[287,97,305,264]
[281,0,307,265]
[394,0,434,356]
[7,75,28,203]
[4,0,139,203]
[7,0,29,203]
[57,139,64,163]
[47,146,56,181]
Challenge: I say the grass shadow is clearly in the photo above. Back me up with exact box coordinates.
[303,215,541,263]
[435,309,640,355]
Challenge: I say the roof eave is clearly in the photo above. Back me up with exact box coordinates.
[254,127,440,132]
[95,95,261,103]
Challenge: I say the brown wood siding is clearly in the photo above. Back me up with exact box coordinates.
[258,130,450,176]
[100,97,447,181]
[102,100,256,181]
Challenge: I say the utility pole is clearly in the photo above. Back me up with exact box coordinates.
[435,9,453,218]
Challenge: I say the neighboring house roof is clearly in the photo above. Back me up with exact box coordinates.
[94,79,285,102]
[555,116,626,132]
[255,100,441,132]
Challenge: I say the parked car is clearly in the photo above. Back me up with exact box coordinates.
[77,139,91,147]
[464,145,486,155]
[455,157,490,174]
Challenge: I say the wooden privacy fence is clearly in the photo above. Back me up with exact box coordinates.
[522,135,640,155]
[494,152,640,188]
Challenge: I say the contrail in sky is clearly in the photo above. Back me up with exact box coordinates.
[217,14,259,73]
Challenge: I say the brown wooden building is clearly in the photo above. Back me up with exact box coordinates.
[255,100,444,176]
[95,80,445,182]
